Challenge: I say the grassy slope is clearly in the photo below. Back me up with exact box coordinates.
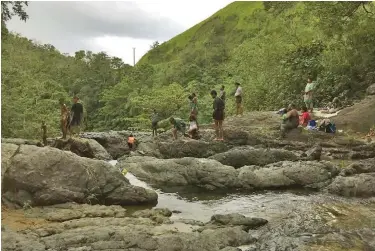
[138,1,264,66]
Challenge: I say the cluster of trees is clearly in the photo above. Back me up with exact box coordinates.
[2,1,375,139]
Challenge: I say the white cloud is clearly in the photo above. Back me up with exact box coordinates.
[6,0,234,65]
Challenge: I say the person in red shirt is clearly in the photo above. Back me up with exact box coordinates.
[300,106,311,127]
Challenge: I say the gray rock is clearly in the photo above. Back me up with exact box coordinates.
[1,228,46,251]
[52,137,112,160]
[326,173,375,197]
[1,138,43,146]
[209,146,298,168]
[238,161,339,190]
[366,83,375,95]
[118,156,239,189]
[304,143,322,160]
[1,143,157,207]
[81,131,152,159]
[138,138,230,159]
[209,213,268,230]
[119,156,339,192]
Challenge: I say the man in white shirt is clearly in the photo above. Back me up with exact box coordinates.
[234,82,243,116]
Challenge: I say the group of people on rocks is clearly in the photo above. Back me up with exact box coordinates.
[166,82,243,141]
[278,76,338,138]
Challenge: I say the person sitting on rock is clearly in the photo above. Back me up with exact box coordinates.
[169,117,187,140]
[299,106,311,127]
[127,134,136,151]
[280,104,299,138]
[188,114,199,139]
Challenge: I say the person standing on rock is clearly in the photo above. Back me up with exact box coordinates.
[69,96,84,137]
[211,90,225,141]
[60,98,69,139]
[169,117,187,140]
[234,82,243,116]
[41,121,47,146]
[127,134,136,151]
[189,93,199,131]
[303,77,315,113]
[280,104,299,138]
[151,109,159,137]
[219,85,226,103]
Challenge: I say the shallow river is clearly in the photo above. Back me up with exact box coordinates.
[109,160,371,225]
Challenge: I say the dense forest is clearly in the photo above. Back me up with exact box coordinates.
[1,1,375,139]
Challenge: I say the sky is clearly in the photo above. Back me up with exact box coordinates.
[7,0,234,65]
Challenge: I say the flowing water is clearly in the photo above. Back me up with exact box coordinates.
[109,160,374,227]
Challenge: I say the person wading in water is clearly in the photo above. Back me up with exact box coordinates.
[211,90,225,141]
[68,96,84,137]
[60,98,69,139]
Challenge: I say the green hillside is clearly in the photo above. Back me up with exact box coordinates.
[138,1,264,65]
[139,1,375,109]
[2,1,375,140]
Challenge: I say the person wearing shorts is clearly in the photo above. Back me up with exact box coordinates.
[234,82,243,116]
[211,90,225,141]
[304,77,315,112]
[151,109,159,136]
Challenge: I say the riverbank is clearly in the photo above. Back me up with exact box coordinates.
[2,110,375,251]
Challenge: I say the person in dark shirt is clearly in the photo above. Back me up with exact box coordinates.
[211,90,225,141]
[69,96,84,137]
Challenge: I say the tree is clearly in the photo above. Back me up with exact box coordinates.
[1,1,29,37]
[150,41,160,49]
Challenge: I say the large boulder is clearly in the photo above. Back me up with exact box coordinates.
[137,139,230,159]
[117,156,239,190]
[326,173,375,197]
[333,96,375,133]
[238,161,339,190]
[1,143,157,208]
[118,156,339,191]
[52,137,112,160]
[367,83,375,95]
[81,131,152,159]
[209,146,298,168]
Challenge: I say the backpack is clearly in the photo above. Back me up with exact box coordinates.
[319,121,336,133]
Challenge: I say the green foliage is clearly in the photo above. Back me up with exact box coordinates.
[3,1,375,139]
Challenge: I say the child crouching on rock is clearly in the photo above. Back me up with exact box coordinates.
[127,134,136,151]
[188,114,199,139]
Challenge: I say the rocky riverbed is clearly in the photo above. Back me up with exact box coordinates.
[2,112,375,251]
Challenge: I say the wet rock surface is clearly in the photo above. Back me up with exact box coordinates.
[1,143,157,208]
[118,156,340,192]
